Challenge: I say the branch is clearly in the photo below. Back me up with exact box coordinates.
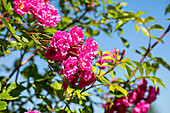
[130,24,170,78]
[2,52,37,88]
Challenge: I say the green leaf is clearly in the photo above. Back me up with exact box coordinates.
[140,26,149,37]
[150,36,163,43]
[0,17,15,34]
[110,70,115,79]
[133,61,144,76]
[142,62,151,75]
[98,46,102,57]
[115,19,130,31]
[0,83,1,91]
[152,57,170,70]
[75,90,81,99]
[92,30,100,35]
[102,56,116,62]
[15,17,23,24]
[0,101,8,111]
[119,36,129,48]
[144,16,155,23]
[114,84,127,96]
[150,24,164,31]
[84,26,92,37]
[136,76,166,88]
[135,11,146,17]
[109,85,115,93]
[101,0,107,10]
[39,95,52,109]
[51,81,62,90]
[165,4,170,15]
[7,2,13,15]
[135,24,140,32]
[2,0,7,9]
[126,65,132,76]
[82,92,92,96]
[0,91,17,100]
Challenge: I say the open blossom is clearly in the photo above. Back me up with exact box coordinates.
[13,0,31,15]
[104,79,159,113]
[133,100,150,113]
[44,26,98,89]
[146,86,159,103]
[25,108,40,113]
[30,2,60,28]
[136,79,147,100]
[60,56,79,77]
[46,31,72,62]
[13,0,60,28]
[82,37,98,59]
[78,71,96,88]
[68,26,84,45]
[79,53,93,71]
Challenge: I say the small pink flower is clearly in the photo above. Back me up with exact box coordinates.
[78,70,96,88]
[30,2,60,28]
[146,86,159,103]
[110,78,118,83]
[60,56,79,77]
[13,0,31,15]
[25,108,40,113]
[133,100,150,113]
[68,26,84,45]
[82,37,98,59]
[79,52,93,71]
[45,31,72,62]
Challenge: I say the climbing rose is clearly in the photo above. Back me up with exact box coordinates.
[13,0,30,15]
[68,26,84,45]
[60,56,79,77]
[78,70,96,88]
[24,108,40,113]
[46,31,72,62]
[79,52,93,71]
[82,37,98,59]
[132,100,150,113]
[13,0,60,28]
[146,86,159,103]
[30,2,60,28]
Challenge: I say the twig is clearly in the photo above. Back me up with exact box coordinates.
[2,52,37,88]
[123,24,170,88]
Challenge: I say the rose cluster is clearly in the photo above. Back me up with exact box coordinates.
[45,26,98,90]
[103,79,159,113]
[13,0,60,28]
[97,49,120,69]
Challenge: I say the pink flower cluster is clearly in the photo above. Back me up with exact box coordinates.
[97,49,120,69]
[13,0,60,28]
[24,108,40,113]
[103,79,159,113]
[45,26,98,90]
